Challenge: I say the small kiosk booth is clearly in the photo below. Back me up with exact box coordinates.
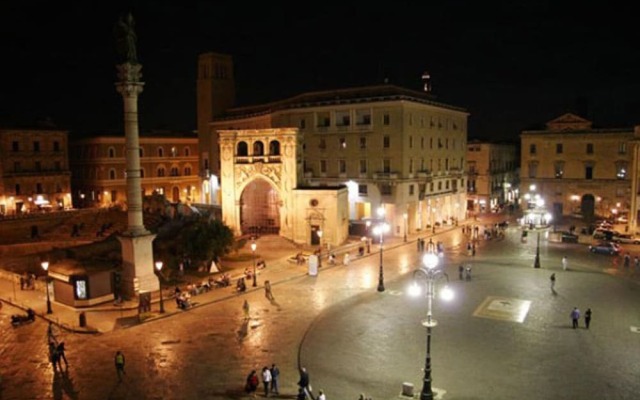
[48,261,115,308]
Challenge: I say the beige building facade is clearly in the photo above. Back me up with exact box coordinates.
[69,132,200,208]
[0,127,72,215]
[466,140,519,213]
[520,113,635,227]
[197,52,469,242]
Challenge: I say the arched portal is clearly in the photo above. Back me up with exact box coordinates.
[240,178,281,235]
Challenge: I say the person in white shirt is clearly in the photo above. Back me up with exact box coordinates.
[317,389,326,400]
[261,366,272,397]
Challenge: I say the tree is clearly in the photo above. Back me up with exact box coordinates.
[178,217,234,269]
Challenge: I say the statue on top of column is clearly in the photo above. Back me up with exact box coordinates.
[114,12,138,64]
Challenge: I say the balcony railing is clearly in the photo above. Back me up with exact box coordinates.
[373,172,400,180]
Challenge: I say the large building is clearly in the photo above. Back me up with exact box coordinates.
[0,126,72,215]
[197,52,469,240]
[466,140,519,213]
[69,131,200,208]
[520,113,635,227]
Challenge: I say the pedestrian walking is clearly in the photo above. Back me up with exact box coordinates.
[585,308,592,329]
[47,322,57,343]
[261,366,272,397]
[245,369,259,398]
[458,264,464,280]
[624,253,631,269]
[550,273,556,291]
[465,265,472,281]
[243,300,250,320]
[48,340,59,371]
[264,280,275,301]
[114,350,126,381]
[298,366,311,395]
[297,387,308,400]
[635,256,640,270]
[570,307,581,329]
[270,363,280,395]
[562,256,568,271]
[343,252,350,266]
[56,342,68,369]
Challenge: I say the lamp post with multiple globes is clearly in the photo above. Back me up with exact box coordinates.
[523,184,552,269]
[409,249,454,400]
[155,261,165,313]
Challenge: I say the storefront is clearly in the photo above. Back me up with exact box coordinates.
[49,262,114,307]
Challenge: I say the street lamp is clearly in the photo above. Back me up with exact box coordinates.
[41,261,52,314]
[317,229,323,268]
[523,186,552,269]
[403,212,408,242]
[155,261,165,313]
[251,240,257,287]
[409,249,454,400]
[373,206,389,292]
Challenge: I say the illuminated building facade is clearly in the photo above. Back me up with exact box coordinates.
[0,127,72,215]
[69,132,200,208]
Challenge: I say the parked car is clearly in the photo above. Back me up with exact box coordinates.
[588,241,621,255]
[592,228,619,240]
[612,233,640,245]
[559,231,579,243]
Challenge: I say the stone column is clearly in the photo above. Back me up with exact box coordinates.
[115,62,158,299]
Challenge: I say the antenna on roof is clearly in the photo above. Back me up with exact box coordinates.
[422,70,431,92]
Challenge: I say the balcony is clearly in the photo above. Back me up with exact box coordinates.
[417,170,431,178]
[373,171,400,180]
[235,155,281,164]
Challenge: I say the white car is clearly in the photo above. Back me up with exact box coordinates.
[612,233,640,245]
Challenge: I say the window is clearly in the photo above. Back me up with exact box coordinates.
[585,166,593,179]
[421,137,424,149]
[356,109,371,125]
[445,180,450,190]
[170,167,179,176]
[383,136,390,148]
[409,159,414,173]
[171,147,177,157]
[140,169,145,178]
[53,141,60,152]
[358,184,368,195]
[319,139,326,150]
[184,147,190,156]
[554,162,564,178]
[359,160,367,174]
[140,148,144,157]
[409,136,413,148]
[556,143,563,154]
[618,142,627,154]
[383,113,390,125]
[320,160,327,173]
[299,119,306,130]
[109,169,116,179]
[12,141,19,152]
[528,162,538,178]
[336,111,350,126]
[409,185,415,195]
[35,161,41,171]
[33,141,40,152]
[157,167,165,177]
[237,141,248,156]
[586,143,594,154]
[381,184,392,195]
[36,183,43,194]
[108,147,116,158]
[317,112,330,127]
[359,137,367,149]
[438,182,442,190]
[529,144,537,155]
[339,160,346,174]
[269,140,281,155]
[253,141,264,156]
[157,147,164,157]
[383,159,391,173]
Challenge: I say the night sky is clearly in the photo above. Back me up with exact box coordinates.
[2,1,639,142]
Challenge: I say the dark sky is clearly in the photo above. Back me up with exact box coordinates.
[2,1,639,142]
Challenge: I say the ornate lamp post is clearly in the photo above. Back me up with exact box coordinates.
[317,229,323,268]
[523,185,552,269]
[41,261,52,314]
[409,250,454,400]
[251,240,257,287]
[154,261,165,313]
[373,206,389,292]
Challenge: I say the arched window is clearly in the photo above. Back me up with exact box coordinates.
[108,147,116,158]
[171,147,178,157]
[170,167,179,176]
[157,167,165,177]
[109,169,116,180]
[237,141,248,156]
[157,147,164,157]
[184,147,190,156]
[253,141,264,156]
[139,147,144,158]
[184,166,192,176]
[269,140,281,155]
[140,168,145,178]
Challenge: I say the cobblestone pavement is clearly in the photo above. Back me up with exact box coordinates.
[2,214,640,399]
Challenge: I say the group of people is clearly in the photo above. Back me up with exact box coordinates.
[245,363,280,397]
[19,272,36,290]
[47,323,69,373]
[570,307,593,329]
[174,286,192,309]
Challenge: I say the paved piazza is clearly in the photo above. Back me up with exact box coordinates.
[2,219,640,399]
